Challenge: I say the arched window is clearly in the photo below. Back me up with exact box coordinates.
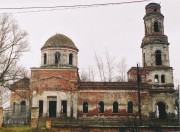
[143,53,146,67]
[154,22,159,32]
[20,100,26,112]
[155,50,162,65]
[113,101,118,113]
[128,101,133,113]
[99,101,104,113]
[69,53,73,65]
[161,75,165,83]
[44,53,47,65]
[55,52,60,64]
[83,102,88,113]
[155,75,159,83]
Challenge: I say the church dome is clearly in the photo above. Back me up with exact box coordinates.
[41,34,78,50]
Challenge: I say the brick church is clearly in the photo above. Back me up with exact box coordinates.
[10,3,176,120]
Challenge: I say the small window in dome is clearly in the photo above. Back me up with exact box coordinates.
[55,52,60,64]
[69,53,73,65]
[44,53,47,65]
[154,9,157,12]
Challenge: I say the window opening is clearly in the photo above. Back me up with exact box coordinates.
[44,53,47,65]
[155,75,159,83]
[154,22,159,32]
[143,53,146,67]
[161,75,165,83]
[69,53,73,65]
[61,100,67,114]
[55,52,60,64]
[83,102,88,113]
[155,50,162,65]
[128,101,133,113]
[98,101,104,113]
[39,100,43,117]
[113,101,118,113]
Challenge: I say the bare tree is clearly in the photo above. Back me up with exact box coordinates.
[80,49,127,82]
[0,86,10,107]
[105,48,115,82]
[0,14,29,90]
[115,57,127,82]
[79,66,96,82]
[79,68,89,82]
[95,52,104,81]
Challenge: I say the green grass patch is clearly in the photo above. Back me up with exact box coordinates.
[0,126,33,131]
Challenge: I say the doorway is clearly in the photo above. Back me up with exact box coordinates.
[157,102,167,119]
[49,101,57,117]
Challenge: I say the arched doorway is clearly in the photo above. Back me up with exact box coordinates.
[157,102,167,119]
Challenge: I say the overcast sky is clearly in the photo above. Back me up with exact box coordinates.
[0,0,180,86]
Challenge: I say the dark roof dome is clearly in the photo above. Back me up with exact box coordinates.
[145,3,161,15]
[41,34,78,50]
[145,3,160,9]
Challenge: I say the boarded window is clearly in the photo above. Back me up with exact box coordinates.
[113,101,118,113]
[155,50,162,65]
[83,102,88,113]
[154,22,159,32]
[55,52,60,64]
[44,53,47,65]
[128,101,133,113]
[69,53,73,65]
[99,101,104,113]
[161,75,165,83]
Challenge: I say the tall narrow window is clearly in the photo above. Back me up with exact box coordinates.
[128,101,133,113]
[155,50,162,65]
[44,53,47,65]
[154,22,159,32]
[143,53,146,67]
[39,100,43,117]
[161,75,165,83]
[83,102,88,113]
[55,52,60,64]
[69,53,73,65]
[155,74,159,83]
[99,101,104,113]
[113,101,118,113]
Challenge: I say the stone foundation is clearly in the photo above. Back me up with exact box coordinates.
[31,107,39,128]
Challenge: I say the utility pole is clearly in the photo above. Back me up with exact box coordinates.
[137,64,142,126]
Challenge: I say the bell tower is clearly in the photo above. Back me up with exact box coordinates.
[141,3,173,85]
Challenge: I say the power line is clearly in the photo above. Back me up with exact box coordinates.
[0,0,152,13]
